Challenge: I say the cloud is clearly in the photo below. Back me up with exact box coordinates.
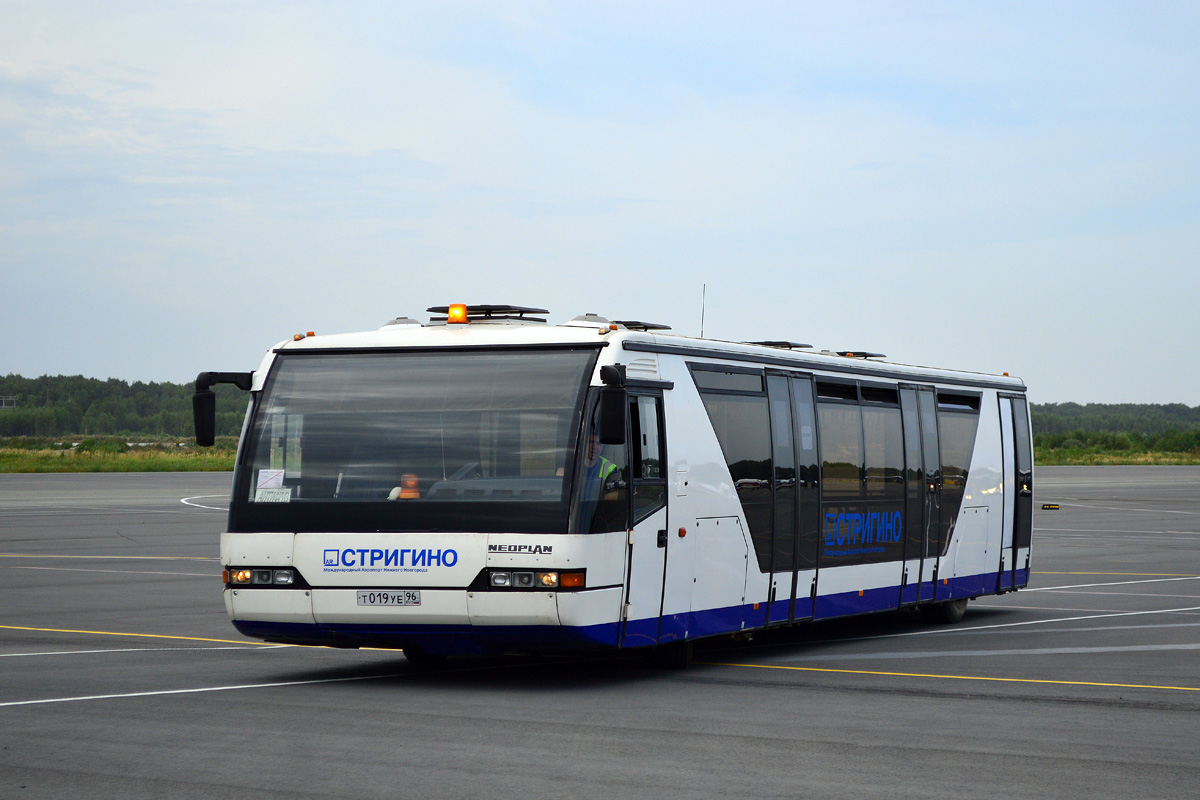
[1,2,1198,402]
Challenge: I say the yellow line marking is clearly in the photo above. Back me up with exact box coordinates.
[1033,571,1198,577]
[0,556,218,563]
[699,661,1200,692]
[0,623,408,657]
[0,624,279,647]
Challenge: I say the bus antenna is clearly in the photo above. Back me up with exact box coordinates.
[700,283,707,338]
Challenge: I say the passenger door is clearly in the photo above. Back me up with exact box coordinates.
[1007,395,1034,589]
[619,392,670,647]
[765,373,820,625]
[766,374,796,624]
[917,387,942,602]
[899,387,923,605]
[791,375,820,622]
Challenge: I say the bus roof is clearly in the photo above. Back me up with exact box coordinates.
[261,310,1027,393]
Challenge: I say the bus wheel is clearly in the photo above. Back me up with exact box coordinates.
[403,645,447,668]
[646,640,693,669]
[918,598,968,624]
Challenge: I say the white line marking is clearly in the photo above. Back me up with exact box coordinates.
[1024,576,1200,592]
[935,620,1200,635]
[0,646,283,658]
[181,495,228,511]
[1054,502,1200,516]
[874,605,1200,639]
[1038,528,1200,535]
[783,642,1200,663]
[0,672,406,708]
[0,509,214,520]
[3,565,215,577]
[1052,591,1200,599]
[0,554,218,562]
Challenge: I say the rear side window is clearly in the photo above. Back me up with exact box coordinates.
[691,364,773,571]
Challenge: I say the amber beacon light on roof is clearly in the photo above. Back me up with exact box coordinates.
[426,304,550,324]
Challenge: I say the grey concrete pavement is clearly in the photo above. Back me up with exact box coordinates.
[2,468,1198,799]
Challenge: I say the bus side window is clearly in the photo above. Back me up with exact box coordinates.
[631,395,666,523]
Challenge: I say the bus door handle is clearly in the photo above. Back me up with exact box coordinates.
[657,529,667,548]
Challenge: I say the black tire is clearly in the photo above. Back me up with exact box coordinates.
[403,645,448,668]
[645,640,693,669]
[918,597,969,624]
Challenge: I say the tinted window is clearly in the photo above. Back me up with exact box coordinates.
[700,393,773,564]
[232,349,595,534]
[817,402,863,501]
[937,407,980,554]
[863,406,904,503]
[630,395,666,524]
[576,402,629,533]
[817,381,857,401]
[692,369,764,393]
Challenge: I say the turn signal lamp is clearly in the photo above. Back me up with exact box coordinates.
[559,571,585,589]
[399,473,420,499]
[447,304,469,324]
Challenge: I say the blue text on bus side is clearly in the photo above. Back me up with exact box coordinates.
[323,548,459,568]
[823,510,903,548]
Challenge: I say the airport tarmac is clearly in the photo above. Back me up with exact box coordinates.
[2,467,1199,799]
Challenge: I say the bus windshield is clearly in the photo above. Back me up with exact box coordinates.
[230,348,598,534]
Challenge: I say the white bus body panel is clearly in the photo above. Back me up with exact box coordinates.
[227,589,315,625]
[220,321,1031,654]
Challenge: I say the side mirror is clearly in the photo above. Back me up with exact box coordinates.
[193,390,216,447]
[599,364,626,387]
[192,371,253,447]
[598,386,627,445]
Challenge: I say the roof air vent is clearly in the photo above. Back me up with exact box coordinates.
[748,341,813,350]
[612,320,671,332]
[382,316,421,327]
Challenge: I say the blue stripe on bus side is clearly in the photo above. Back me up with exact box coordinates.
[233,619,621,657]
[233,569,1033,654]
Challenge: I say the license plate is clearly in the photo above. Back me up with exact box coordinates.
[356,590,421,606]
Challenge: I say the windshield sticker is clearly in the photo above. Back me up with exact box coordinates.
[257,469,285,489]
[254,487,292,503]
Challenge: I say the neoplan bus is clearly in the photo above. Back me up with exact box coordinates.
[193,304,1034,666]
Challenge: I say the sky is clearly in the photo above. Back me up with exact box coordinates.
[2,1,1198,404]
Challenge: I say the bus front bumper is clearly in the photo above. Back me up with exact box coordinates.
[225,586,623,655]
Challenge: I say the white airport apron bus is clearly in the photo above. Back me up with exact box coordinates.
[193,304,1033,666]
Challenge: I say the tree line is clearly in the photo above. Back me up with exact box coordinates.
[2,374,1198,448]
[1031,402,1200,435]
[0,374,246,438]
